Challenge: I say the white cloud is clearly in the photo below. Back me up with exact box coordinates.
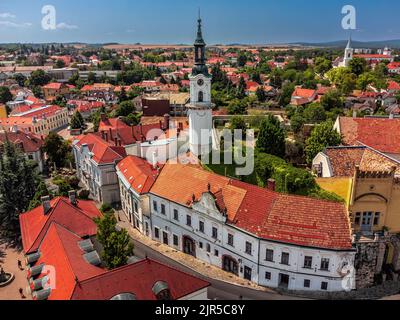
[0,12,16,19]
[126,29,136,33]
[56,22,79,30]
[0,21,32,28]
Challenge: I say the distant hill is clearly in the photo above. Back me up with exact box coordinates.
[293,39,400,49]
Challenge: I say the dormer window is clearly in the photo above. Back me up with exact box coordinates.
[152,281,172,300]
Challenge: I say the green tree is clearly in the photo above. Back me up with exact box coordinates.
[115,101,134,117]
[55,59,66,68]
[0,141,38,243]
[279,83,295,106]
[320,89,343,111]
[236,77,246,99]
[28,180,50,211]
[28,69,51,87]
[0,86,12,104]
[326,67,356,94]
[94,213,134,270]
[43,132,71,168]
[305,121,342,164]
[314,57,332,75]
[70,111,84,129]
[227,99,247,115]
[348,57,367,76]
[256,115,286,158]
[256,87,266,102]
[303,103,327,123]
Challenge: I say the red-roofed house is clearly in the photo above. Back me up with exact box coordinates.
[73,133,127,204]
[291,87,317,106]
[19,196,209,300]
[387,62,400,75]
[0,129,45,172]
[334,116,400,157]
[118,160,356,292]
[98,115,136,146]
[42,82,70,101]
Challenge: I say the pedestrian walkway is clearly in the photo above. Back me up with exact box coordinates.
[116,211,278,295]
[0,244,31,300]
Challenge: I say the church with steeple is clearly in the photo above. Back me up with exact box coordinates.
[187,13,214,157]
[340,37,353,67]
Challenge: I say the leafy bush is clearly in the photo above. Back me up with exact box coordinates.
[100,203,115,214]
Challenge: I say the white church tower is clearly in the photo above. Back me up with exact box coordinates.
[341,36,353,67]
[187,13,213,157]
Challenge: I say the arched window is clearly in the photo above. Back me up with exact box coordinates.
[198,91,204,102]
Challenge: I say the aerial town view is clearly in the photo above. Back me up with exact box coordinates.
[1,0,400,313]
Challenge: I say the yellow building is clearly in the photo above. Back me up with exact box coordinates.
[0,104,7,118]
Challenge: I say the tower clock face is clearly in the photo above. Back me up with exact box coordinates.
[197,79,204,86]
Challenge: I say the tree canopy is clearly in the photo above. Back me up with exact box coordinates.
[256,115,286,158]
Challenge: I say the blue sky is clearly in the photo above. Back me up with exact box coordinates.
[0,0,399,44]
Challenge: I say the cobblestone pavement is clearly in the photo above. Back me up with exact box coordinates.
[116,211,278,295]
[0,244,31,300]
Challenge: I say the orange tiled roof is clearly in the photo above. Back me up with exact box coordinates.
[150,162,353,250]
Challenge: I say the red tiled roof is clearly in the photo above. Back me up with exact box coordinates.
[117,156,161,194]
[292,88,316,99]
[354,54,391,59]
[150,163,353,250]
[388,80,400,91]
[0,130,43,152]
[99,118,136,146]
[132,122,163,142]
[338,117,400,154]
[32,223,105,300]
[42,82,64,90]
[19,197,102,254]
[324,147,366,177]
[234,180,352,250]
[75,133,126,164]
[71,259,209,300]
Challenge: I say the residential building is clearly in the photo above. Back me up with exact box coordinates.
[0,129,45,172]
[73,133,126,204]
[42,82,70,101]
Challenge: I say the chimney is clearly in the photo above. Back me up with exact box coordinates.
[152,151,157,169]
[100,113,107,122]
[104,131,108,142]
[101,130,106,140]
[389,113,394,120]
[114,137,118,146]
[109,128,113,140]
[267,179,276,191]
[68,190,77,206]
[163,114,170,130]
[41,196,51,215]
[352,110,357,119]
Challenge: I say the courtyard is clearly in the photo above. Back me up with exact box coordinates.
[0,244,31,300]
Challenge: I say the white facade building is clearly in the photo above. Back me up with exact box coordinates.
[73,133,126,205]
[117,159,356,293]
